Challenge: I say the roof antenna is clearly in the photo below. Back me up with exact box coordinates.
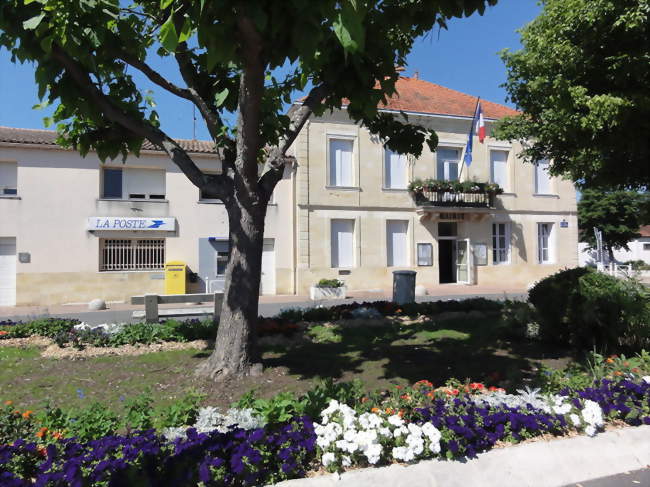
[192,104,197,140]
[414,71,419,79]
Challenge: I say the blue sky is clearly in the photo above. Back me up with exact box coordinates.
[0,0,540,141]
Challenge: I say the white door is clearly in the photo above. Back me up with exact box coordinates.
[0,238,16,306]
[260,240,276,295]
[455,238,471,284]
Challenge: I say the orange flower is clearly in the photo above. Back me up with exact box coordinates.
[606,358,614,364]
[37,446,46,457]
[632,368,640,373]
[385,408,394,415]
[52,431,64,440]
[623,362,629,367]
[36,427,48,439]
[395,308,403,314]
[426,391,434,399]
[22,410,33,419]
[371,407,380,414]
[469,383,485,390]
[398,409,405,418]
[361,397,369,403]
[400,394,411,401]
[613,371,623,376]
[451,389,459,396]
[0,330,8,336]
[415,380,433,388]
[395,385,403,390]
[4,400,12,406]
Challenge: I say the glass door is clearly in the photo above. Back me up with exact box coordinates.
[455,238,471,284]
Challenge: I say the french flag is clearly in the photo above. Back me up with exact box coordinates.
[463,99,485,167]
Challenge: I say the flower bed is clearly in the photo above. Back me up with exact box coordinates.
[2,354,649,486]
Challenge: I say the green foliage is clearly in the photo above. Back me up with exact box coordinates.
[155,391,204,429]
[529,267,650,351]
[578,190,648,254]
[0,402,34,445]
[499,300,539,340]
[66,402,120,442]
[315,278,344,288]
[495,0,650,189]
[625,260,650,271]
[122,392,155,432]
[4,318,78,339]
[408,179,504,194]
[301,378,364,418]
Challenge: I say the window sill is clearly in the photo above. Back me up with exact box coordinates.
[98,269,164,274]
[97,198,169,203]
[0,195,21,200]
[197,199,224,205]
[325,186,360,192]
[381,187,409,192]
[498,192,517,197]
[533,194,559,199]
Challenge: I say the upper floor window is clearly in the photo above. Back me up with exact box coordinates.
[331,219,355,268]
[102,167,166,200]
[437,148,460,181]
[328,138,354,187]
[490,150,508,190]
[534,160,552,194]
[0,162,17,196]
[384,149,408,189]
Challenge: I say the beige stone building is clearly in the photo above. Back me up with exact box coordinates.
[290,77,578,294]
[0,76,578,306]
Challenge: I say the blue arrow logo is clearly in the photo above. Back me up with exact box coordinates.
[148,220,164,229]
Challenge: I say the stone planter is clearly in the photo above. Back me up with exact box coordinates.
[310,285,346,301]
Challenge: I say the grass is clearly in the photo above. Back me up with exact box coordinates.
[0,313,574,411]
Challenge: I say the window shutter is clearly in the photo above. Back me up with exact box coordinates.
[330,139,353,187]
[387,220,409,266]
[126,168,166,199]
[331,219,354,267]
[535,161,551,194]
[490,151,508,189]
[385,150,407,189]
[0,162,17,194]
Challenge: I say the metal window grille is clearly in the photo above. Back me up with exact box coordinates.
[100,239,165,271]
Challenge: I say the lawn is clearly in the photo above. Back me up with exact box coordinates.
[0,312,574,411]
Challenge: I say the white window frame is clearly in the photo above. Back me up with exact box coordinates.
[490,150,509,191]
[534,160,552,195]
[99,238,165,271]
[492,222,511,265]
[0,161,18,196]
[386,220,410,267]
[330,219,355,268]
[417,243,433,266]
[101,167,166,200]
[383,148,409,190]
[537,223,554,264]
[327,136,356,188]
[436,147,461,181]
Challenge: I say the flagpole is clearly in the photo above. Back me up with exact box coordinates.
[458,96,480,181]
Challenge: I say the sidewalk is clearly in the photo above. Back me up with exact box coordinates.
[0,284,527,323]
[272,426,650,487]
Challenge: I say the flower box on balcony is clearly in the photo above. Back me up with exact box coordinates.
[408,179,502,208]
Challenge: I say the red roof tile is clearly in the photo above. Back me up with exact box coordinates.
[639,225,650,237]
[0,126,217,154]
[302,76,519,120]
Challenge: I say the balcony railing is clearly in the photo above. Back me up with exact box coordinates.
[408,179,502,209]
[414,190,494,208]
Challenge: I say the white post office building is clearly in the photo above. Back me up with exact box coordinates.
[0,126,293,306]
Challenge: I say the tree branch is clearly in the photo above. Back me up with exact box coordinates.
[50,44,232,200]
[117,52,193,100]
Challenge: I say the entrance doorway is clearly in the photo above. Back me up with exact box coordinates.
[438,240,455,283]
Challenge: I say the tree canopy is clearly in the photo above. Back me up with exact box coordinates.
[495,0,650,189]
[578,189,649,257]
[0,0,499,379]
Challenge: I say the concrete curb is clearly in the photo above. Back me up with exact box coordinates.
[272,425,650,487]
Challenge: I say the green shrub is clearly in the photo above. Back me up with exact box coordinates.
[499,300,539,340]
[66,402,120,441]
[155,391,205,429]
[315,278,344,288]
[528,267,650,351]
[122,392,155,432]
[5,318,79,339]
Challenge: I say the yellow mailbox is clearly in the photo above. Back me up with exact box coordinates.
[164,261,187,295]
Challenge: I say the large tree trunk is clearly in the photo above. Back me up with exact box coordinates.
[195,201,266,380]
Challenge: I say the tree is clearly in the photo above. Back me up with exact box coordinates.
[0,0,497,379]
[578,189,648,261]
[495,0,650,189]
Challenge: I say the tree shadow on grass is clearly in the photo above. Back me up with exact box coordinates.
[261,316,574,389]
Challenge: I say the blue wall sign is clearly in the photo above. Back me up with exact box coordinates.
[86,217,175,231]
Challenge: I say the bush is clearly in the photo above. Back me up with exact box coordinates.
[528,267,650,351]
[315,278,344,288]
[3,318,79,339]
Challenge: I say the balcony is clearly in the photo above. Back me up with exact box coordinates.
[409,179,502,221]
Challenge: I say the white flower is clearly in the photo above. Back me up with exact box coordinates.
[388,414,404,427]
[365,443,383,464]
[581,400,604,428]
[570,414,581,427]
[551,397,572,415]
[642,376,650,384]
[162,426,186,441]
[322,452,336,467]
[421,422,442,445]
[378,427,392,438]
[341,455,352,467]
[585,425,597,437]
[393,426,408,438]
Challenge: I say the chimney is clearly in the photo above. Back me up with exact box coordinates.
[414,71,419,79]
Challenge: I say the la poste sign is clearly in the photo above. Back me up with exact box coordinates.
[86,217,175,231]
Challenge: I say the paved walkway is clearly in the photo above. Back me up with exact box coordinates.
[0,286,526,324]
[272,426,650,487]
